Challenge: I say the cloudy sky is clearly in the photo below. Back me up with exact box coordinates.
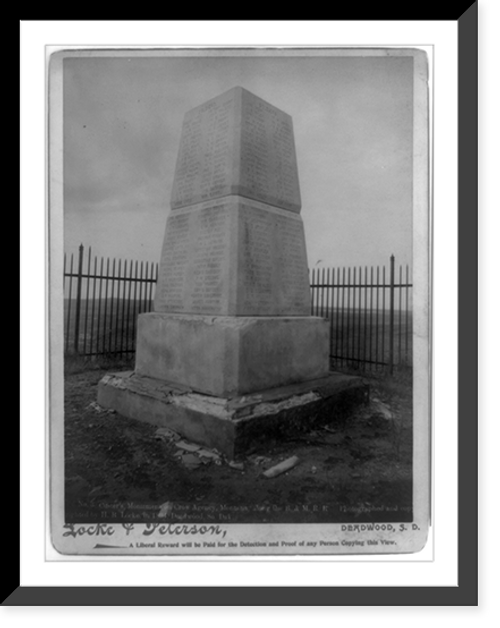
[63,50,414,270]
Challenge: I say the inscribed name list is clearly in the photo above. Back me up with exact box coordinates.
[170,87,301,213]
[156,87,309,316]
[155,203,234,315]
[154,199,310,316]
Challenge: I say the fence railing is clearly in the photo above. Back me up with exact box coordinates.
[310,255,412,373]
[64,245,158,359]
[64,246,412,374]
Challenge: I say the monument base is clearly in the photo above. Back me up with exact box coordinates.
[135,312,330,397]
[97,371,369,459]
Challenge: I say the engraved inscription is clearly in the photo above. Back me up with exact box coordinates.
[156,213,190,310]
[275,214,310,310]
[239,94,300,212]
[240,204,310,315]
[158,89,308,316]
[188,206,228,314]
[172,95,234,209]
[241,207,274,312]
[155,205,231,314]
[170,88,301,212]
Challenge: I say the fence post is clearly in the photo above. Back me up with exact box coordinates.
[73,243,84,355]
[389,254,395,375]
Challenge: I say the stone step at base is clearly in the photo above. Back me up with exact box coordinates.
[97,370,369,459]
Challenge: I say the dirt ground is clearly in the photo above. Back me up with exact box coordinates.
[64,359,413,525]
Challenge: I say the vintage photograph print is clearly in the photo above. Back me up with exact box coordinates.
[49,48,430,555]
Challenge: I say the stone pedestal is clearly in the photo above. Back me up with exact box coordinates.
[98,371,369,460]
[135,313,329,397]
[97,86,368,456]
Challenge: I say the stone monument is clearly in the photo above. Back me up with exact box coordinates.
[98,87,368,458]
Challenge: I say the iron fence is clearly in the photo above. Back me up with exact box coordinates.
[64,245,158,358]
[310,256,412,373]
[64,245,412,374]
